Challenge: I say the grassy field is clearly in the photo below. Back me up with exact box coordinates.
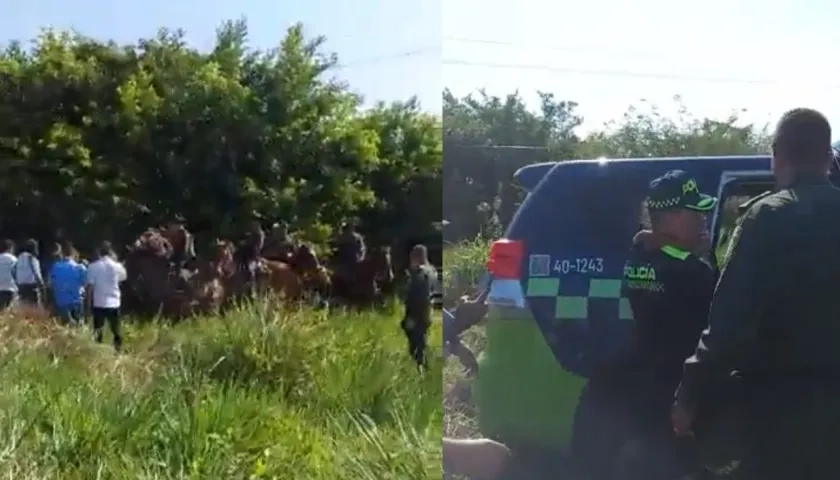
[442,240,490,441]
[0,301,442,479]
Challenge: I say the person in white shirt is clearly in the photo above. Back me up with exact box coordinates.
[14,238,44,307]
[86,241,128,350]
[0,240,17,309]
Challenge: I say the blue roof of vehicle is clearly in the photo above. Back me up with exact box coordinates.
[514,155,773,191]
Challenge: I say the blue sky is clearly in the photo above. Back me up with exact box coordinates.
[5,0,840,136]
[445,0,840,133]
[3,0,442,113]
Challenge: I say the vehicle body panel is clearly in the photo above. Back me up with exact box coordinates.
[476,155,776,449]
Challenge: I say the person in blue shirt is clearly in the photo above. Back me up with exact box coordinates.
[49,244,87,325]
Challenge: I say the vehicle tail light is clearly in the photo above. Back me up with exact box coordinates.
[487,239,524,279]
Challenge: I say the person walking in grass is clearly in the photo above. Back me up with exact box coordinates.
[401,244,436,372]
[86,241,127,351]
[49,243,87,326]
[14,238,44,307]
[0,240,16,310]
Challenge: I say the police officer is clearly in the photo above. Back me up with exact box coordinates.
[401,244,437,372]
[673,108,840,479]
[613,169,718,479]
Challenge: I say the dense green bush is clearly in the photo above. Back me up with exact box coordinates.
[0,21,441,255]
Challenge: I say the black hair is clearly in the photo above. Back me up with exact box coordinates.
[21,238,38,256]
[772,108,832,167]
[410,244,429,263]
[61,242,77,258]
[0,240,13,254]
[98,241,113,258]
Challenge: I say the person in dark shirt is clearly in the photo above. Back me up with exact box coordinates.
[335,222,366,265]
[263,222,295,262]
[606,169,718,479]
[673,108,840,479]
[444,273,490,376]
[401,244,436,372]
[163,216,195,268]
[330,221,367,299]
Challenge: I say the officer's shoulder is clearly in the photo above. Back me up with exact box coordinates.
[624,243,661,268]
[737,190,773,213]
[738,190,789,221]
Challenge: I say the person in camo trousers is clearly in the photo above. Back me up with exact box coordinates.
[401,244,436,372]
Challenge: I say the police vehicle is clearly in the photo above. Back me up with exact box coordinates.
[473,148,840,461]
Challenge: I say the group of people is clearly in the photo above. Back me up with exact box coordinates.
[444,107,840,479]
[230,216,368,294]
[0,214,437,361]
[0,240,128,350]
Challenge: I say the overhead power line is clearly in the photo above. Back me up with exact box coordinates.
[445,144,550,150]
[442,58,840,89]
[334,47,440,70]
[444,36,656,57]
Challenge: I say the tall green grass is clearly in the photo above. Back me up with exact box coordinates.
[442,240,491,443]
[0,302,442,479]
[442,238,490,305]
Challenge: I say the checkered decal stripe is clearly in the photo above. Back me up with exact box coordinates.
[525,277,633,320]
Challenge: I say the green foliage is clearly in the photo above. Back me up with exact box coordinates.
[0,21,441,255]
[0,303,442,479]
[442,238,490,305]
[442,89,582,241]
[443,90,772,241]
[579,97,772,158]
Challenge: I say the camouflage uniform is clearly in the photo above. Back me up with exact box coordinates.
[401,262,436,370]
[676,174,840,479]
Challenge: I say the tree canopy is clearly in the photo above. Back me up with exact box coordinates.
[443,90,772,242]
[0,20,441,258]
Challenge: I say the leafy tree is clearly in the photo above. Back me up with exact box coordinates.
[442,92,772,242]
[579,96,771,158]
[0,21,441,259]
[442,89,582,240]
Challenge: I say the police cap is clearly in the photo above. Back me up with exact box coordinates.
[646,169,718,213]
